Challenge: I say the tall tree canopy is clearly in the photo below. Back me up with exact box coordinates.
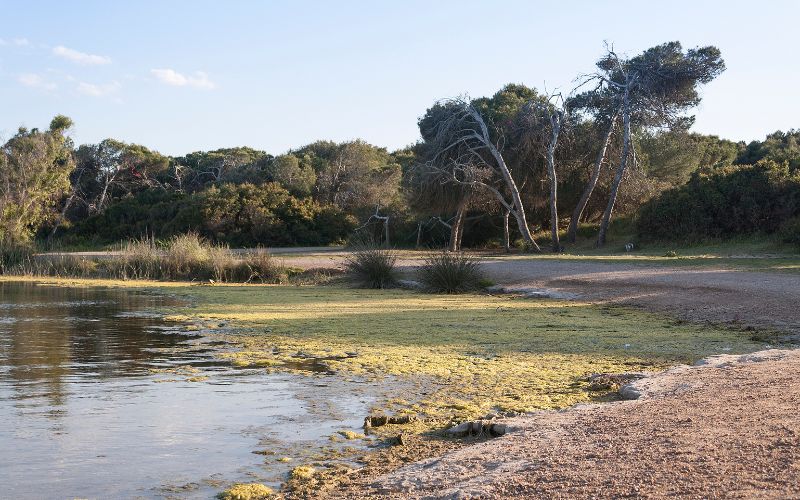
[0,116,75,244]
[582,42,725,245]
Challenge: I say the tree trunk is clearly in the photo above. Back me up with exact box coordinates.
[455,213,465,250]
[449,198,467,252]
[546,112,563,252]
[597,93,631,247]
[470,107,541,253]
[416,222,423,249]
[48,192,77,240]
[566,111,618,243]
[503,209,510,253]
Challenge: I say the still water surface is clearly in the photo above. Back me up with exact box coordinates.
[0,281,368,499]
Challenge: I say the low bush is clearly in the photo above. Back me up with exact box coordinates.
[234,248,288,283]
[779,215,800,249]
[345,245,398,289]
[60,182,357,248]
[417,252,485,293]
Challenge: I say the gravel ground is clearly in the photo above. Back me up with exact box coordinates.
[345,349,800,499]
[318,255,800,499]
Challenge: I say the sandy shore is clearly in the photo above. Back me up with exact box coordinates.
[335,349,800,498]
[322,255,800,498]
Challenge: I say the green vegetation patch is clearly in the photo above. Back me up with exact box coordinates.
[163,285,770,424]
[216,483,273,500]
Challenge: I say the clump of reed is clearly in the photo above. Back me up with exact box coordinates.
[0,233,287,283]
[345,244,399,289]
[416,251,485,293]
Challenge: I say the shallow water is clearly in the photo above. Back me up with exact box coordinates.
[0,282,370,499]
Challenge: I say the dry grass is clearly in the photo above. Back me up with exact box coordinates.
[0,233,287,283]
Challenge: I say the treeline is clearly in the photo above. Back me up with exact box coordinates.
[2,41,799,252]
[46,139,403,247]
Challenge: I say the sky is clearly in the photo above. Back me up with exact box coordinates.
[1,0,798,156]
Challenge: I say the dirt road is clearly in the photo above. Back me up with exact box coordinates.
[479,259,800,341]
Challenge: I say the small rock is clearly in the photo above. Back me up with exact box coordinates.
[364,414,416,429]
[489,423,507,437]
[619,384,642,400]
[446,420,507,438]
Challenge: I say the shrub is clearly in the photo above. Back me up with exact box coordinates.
[637,160,800,242]
[780,215,800,249]
[345,246,398,289]
[417,252,485,293]
[62,182,357,247]
[234,248,287,283]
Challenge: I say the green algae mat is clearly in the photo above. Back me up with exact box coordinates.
[160,284,772,425]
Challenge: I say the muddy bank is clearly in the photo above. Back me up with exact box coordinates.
[333,348,800,499]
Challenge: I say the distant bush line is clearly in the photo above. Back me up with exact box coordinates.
[637,160,800,245]
[59,183,357,248]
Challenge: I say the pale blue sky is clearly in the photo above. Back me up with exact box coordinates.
[1,0,797,155]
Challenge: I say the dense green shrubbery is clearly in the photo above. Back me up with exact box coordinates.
[780,216,800,248]
[63,182,356,247]
[637,160,800,241]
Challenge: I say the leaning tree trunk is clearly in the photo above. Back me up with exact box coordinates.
[503,209,511,253]
[48,191,78,240]
[597,94,631,247]
[546,112,563,252]
[566,111,618,243]
[449,197,468,252]
[470,106,541,253]
[455,219,465,250]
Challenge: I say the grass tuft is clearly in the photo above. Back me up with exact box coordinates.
[417,251,485,293]
[345,245,398,289]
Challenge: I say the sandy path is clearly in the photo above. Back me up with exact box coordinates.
[478,259,800,340]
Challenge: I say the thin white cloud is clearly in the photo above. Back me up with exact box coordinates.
[77,81,121,97]
[0,38,30,46]
[18,73,57,91]
[53,45,111,65]
[150,68,216,90]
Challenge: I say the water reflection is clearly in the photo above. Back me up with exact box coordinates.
[0,282,187,411]
[0,281,370,499]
